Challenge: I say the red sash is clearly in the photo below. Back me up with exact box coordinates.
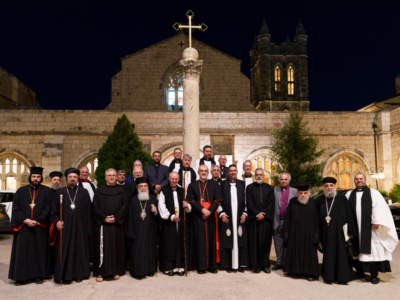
[200,202,220,263]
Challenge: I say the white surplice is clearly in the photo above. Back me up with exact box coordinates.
[346,188,398,262]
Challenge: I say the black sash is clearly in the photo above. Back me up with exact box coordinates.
[199,157,216,166]
[349,187,372,254]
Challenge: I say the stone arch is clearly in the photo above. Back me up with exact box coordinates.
[0,148,35,189]
[322,148,372,189]
[71,149,99,169]
[160,145,202,166]
[0,148,36,167]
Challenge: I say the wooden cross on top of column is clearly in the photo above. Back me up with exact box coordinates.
[173,10,208,48]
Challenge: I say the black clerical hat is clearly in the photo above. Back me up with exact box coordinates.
[322,177,337,184]
[30,167,44,175]
[296,182,310,191]
[49,171,63,179]
[136,176,148,185]
[64,168,80,177]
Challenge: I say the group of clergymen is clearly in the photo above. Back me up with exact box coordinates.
[8,146,398,286]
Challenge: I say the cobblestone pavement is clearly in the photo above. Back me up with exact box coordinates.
[0,233,399,300]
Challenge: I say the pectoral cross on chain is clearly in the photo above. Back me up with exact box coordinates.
[173,10,208,48]
[325,216,331,225]
[30,202,36,210]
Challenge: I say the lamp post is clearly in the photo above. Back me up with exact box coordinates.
[370,166,385,190]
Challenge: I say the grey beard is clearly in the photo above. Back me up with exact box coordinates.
[298,196,309,205]
[256,179,263,184]
[138,190,150,201]
[52,184,61,190]
[324,189,337,199]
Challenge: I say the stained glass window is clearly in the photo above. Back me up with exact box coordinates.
[274,66,281,92]
[248,154,281,186]
[79,155,99,183]
[325,154,366,189]
[288,66,294,95]
[167,69,183,111]
[0,155,31,189]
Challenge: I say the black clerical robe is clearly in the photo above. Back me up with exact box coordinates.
[246,182,275,269]
[283,198,319,278]
[159,185,188,272]
[92,185,129,277]
[219,180,249,269]
[187,180,223,270]
[178,167,196,192]
[126,195,158,277]
[219,166,229,180]
[50,186,93,282]
[318,193,357,282]
[9,185,53,282]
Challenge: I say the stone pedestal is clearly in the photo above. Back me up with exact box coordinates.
[180,48,202,167]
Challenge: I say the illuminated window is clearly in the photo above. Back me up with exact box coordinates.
[167,68,183,111]
[248,154,281,186]
[274,66,281,92]
[288,66,294,95]
[325,154,366,189]
[0,155,31,190]
[79,155,99,183]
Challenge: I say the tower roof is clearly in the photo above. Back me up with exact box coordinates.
[286,35,292,46]
[259,19,271,36]
[251,35,258,50]
[295,19,307,36]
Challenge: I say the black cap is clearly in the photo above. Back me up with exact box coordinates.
[322,177,337,184]
[64,168,80,177]
[297,182,310,191]
[49,171,63,179]
[136,177,148,185]
[30,167,44,175]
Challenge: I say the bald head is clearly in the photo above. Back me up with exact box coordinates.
[198,165,209,181]
[218,155,227,167]
[133,167,143,179]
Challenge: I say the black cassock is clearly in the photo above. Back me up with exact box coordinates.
[283,198,319,277]
[92,185,129,277]
[246,182,275,269]
[317,193,357,282]
[9,185,53,282]
[187,180,223,270]
[125,195,158,277]
[50,186,93,282]
[219,180,249,269]
[159,185,187,272]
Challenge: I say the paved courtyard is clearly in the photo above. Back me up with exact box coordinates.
[0,233,399,300]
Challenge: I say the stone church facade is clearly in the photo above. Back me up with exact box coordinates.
[0,20,399,193]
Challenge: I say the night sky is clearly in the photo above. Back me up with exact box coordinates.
[1,0,399,111]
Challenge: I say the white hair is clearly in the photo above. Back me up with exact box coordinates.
[279,172,291,181]
[182,154,192,160]
[169,171,180,179]
[255,168,265,174]
[105,168,117,176]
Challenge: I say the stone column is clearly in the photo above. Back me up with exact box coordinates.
[180,48,202,167]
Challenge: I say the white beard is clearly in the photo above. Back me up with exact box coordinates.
[138,190,150,201]
[52,184,61,190]
[324,189,337,199]
[298,196,309,205]
[256,179,263,184]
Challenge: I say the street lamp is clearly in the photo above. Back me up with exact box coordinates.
[370,166,385,189]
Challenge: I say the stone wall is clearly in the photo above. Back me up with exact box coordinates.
[1,109,395,189]
[0,67,38,109]
[107,32,254,112]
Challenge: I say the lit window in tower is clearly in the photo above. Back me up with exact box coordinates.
[288,66,294,95]
[274,66,281,92]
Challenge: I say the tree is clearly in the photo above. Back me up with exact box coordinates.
[271,112,324,188]
[95,114,152,187]
[389,184,400,203]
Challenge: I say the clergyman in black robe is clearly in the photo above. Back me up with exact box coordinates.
[283,182,319,281]
[92,169,129,282]
[50,168,93,283]
[246,169,275,273]
[318,177,357,283]
[158,173,192,276]
[186,165,223,274]
[8,167,53,285]
[219,165,249,272]
[126,177,158,278]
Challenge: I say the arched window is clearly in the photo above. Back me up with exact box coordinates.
[249,154,281,185]
[166,68,183,111]
[78,155,99,183]
[324,154,367,189]
[287,66,294,95]
[274,66,281,93]
[0,155,31,190]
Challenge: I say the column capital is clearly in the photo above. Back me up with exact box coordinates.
[180,59,203,80]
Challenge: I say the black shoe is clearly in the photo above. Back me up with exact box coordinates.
[15,281,23,286]
[307,277,314,281]
[197,270,206,274]
[75,278,83,283]
[253,268,261,273]
[208,268,218,274]
[353,273,365,281]
[263,267,271,274]
[178,272,185,276]
[238,267,245,273]
[35,278,43,284]
[334,280,348,285]
[272,264,283,271]
[164,271,174,276]
[226,267,232,273]
[371,277,379,284]
[147,273,155,277]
